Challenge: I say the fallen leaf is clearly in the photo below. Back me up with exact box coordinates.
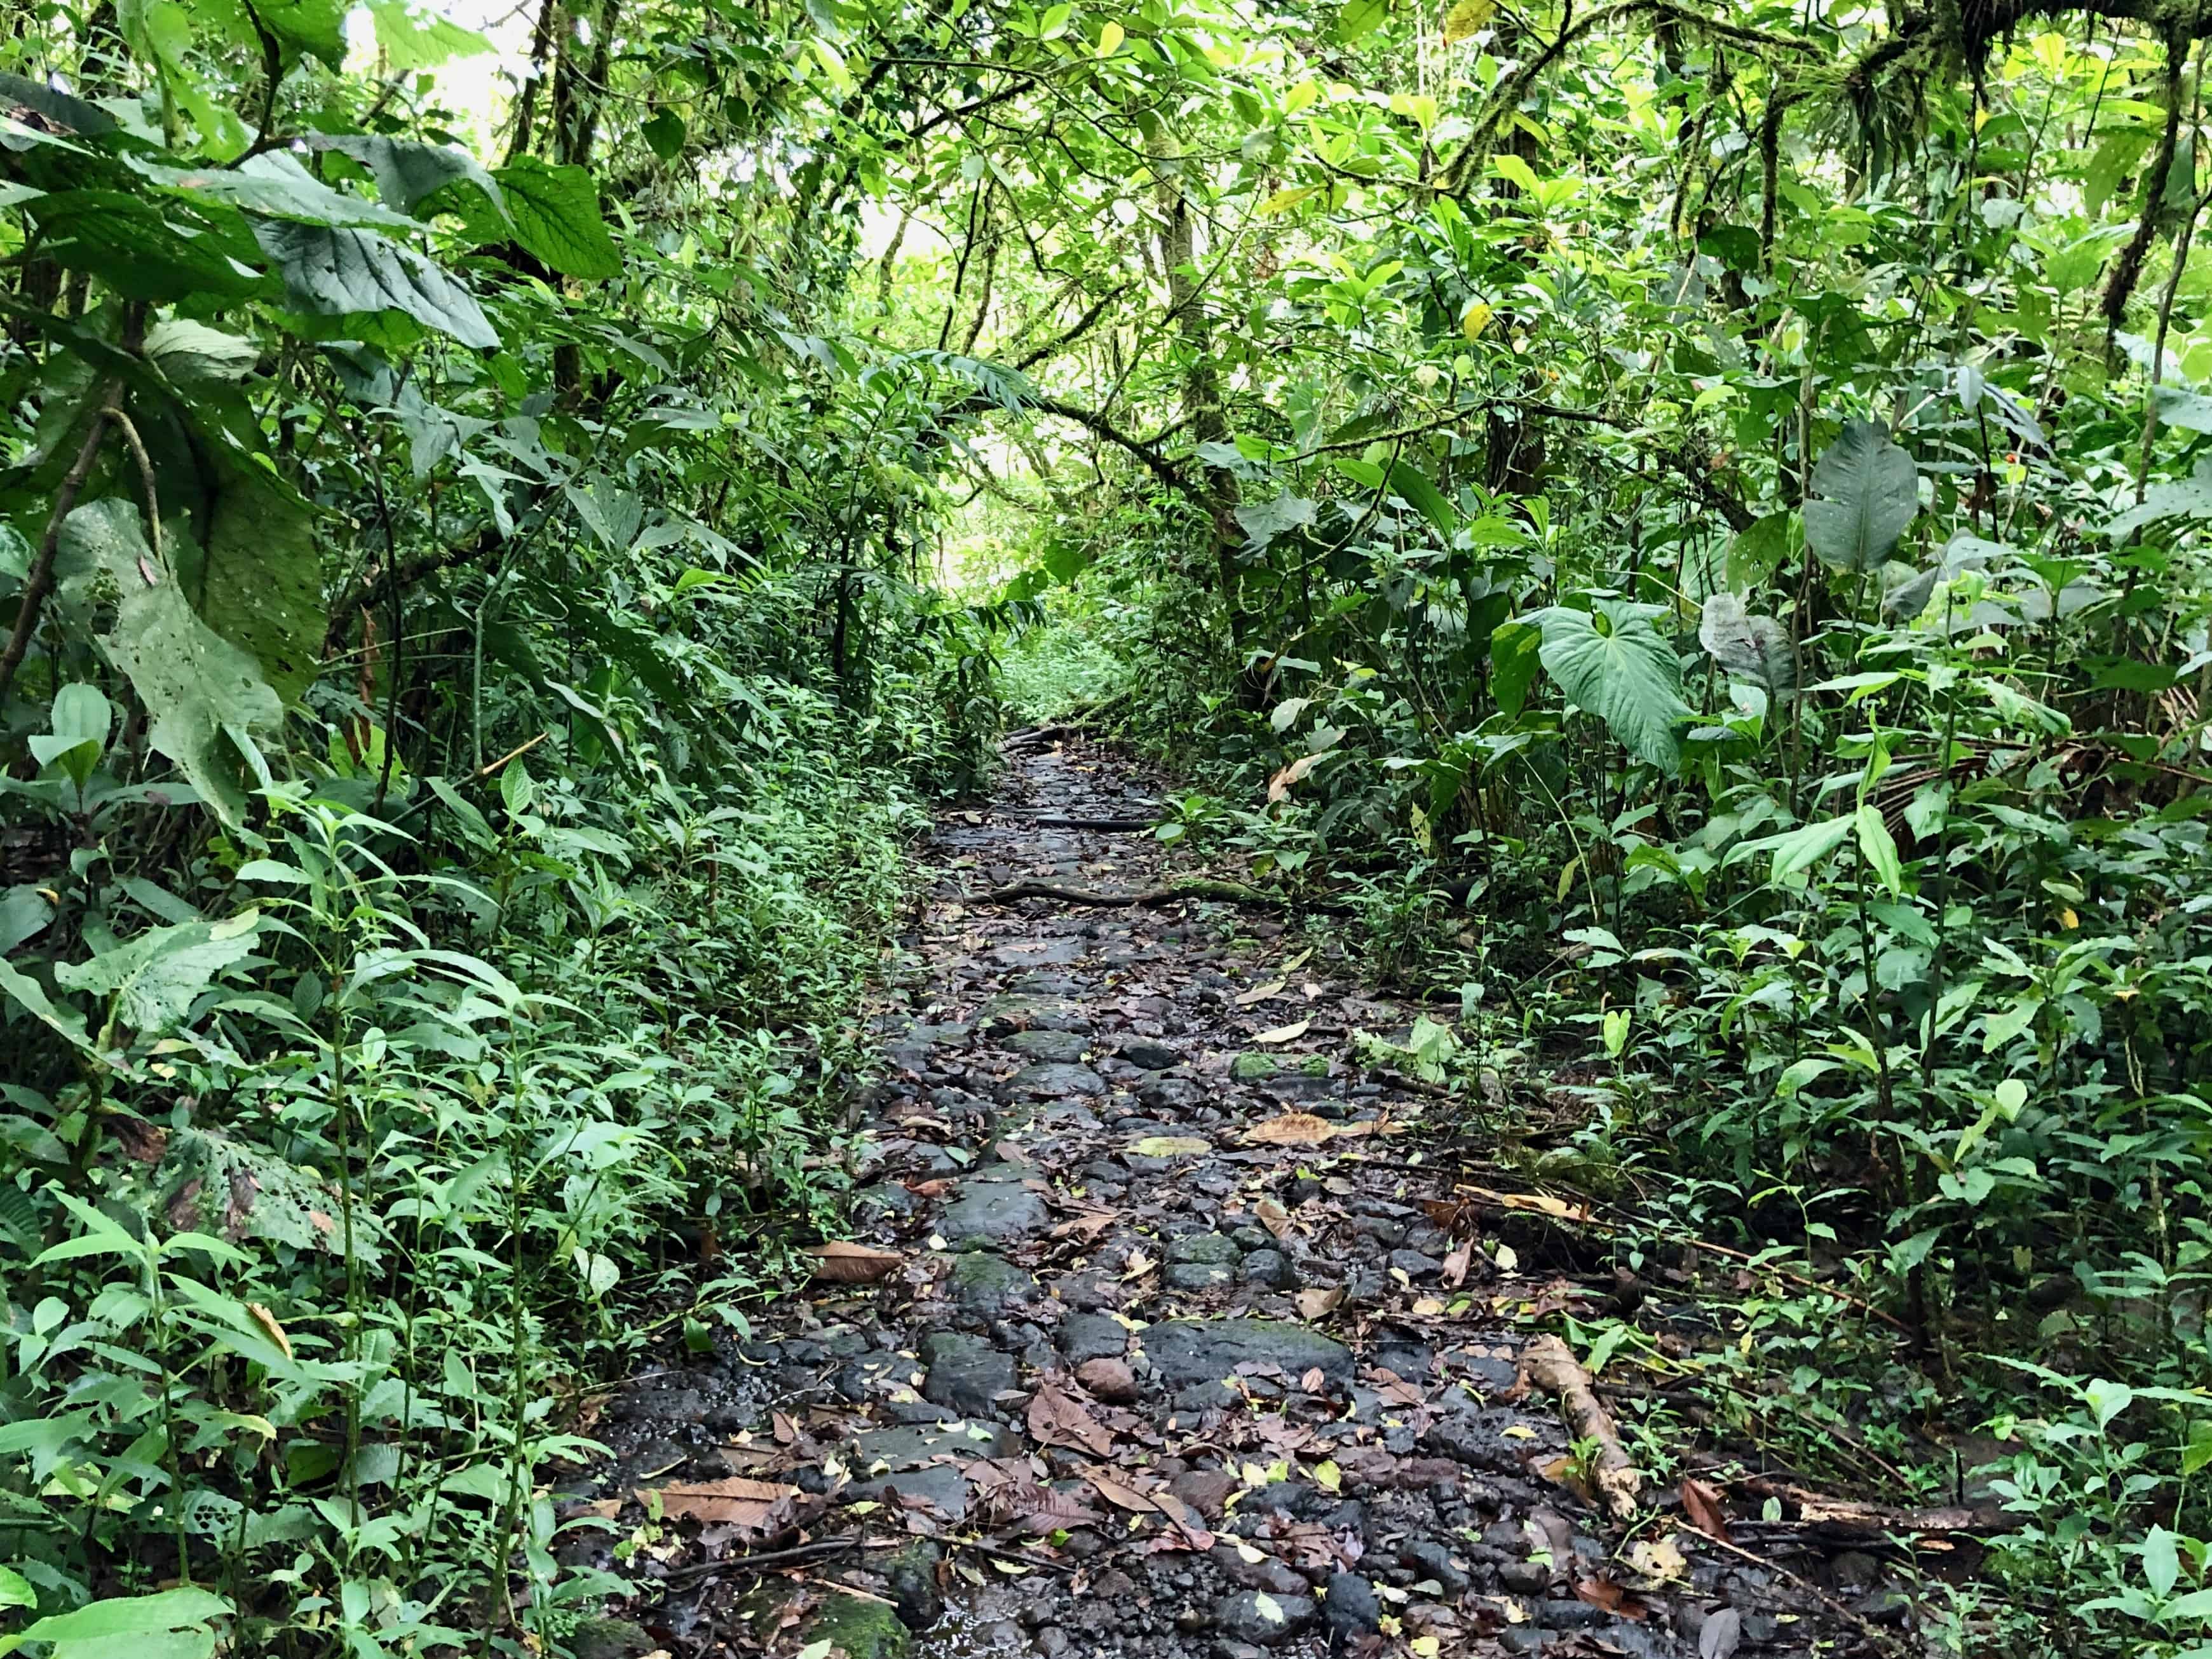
[1411,1296,1446,1316]
[1441,1240,1474,1288]
[1085,1469,1157,1512]
[1254,1019,1311,1045]
[771,1410,797,1444]
[1301,1366,1327,1394]
[1313,1459,1341,1493]
[247,1302,293,1362]
[1235,978,1289,1007]
[808,1241,903,1282]
[1267,756,1317,804]
[1625,1533,1688,1583]
[1246,1113,1338,1147]
[1255,1197,1294,1240]
[644,1476,798,1532]
[1122,1247,1157,1279]
[1294,1285,1345,1321]
[1680,1476,1730,1542]
[1700,1606,1743,1659]
[1132,1135,1211,1157]
[1029,1384,1117,1457]
[1458,1184,1592,1223]
[994,1140,1033,1165]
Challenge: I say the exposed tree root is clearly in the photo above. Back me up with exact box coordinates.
[1516,1334,1643,1520]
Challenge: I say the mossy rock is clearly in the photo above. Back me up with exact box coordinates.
[1296,1054,1331,1077]
[1232,1052,1279,1081]
[569,1617,654,1659]
[801,1592,913,1659]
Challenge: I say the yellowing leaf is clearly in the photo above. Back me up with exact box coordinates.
[1461,299,1493,340]
[1097,20,1123,53]
[1132,1135,1211,1157]
[1254,1019,1311,1045]
[1502,1424,1537,1440]
[1247,1113,1338,1146]
[1441,0,1493,39]
[1235,978,1289,1006]
[1411,1639,1443,1658]
[1259,184,1319,216]
[1626,1533,1688,1581]
[247,1302,293,1362]
[1313,1459,1341,1493]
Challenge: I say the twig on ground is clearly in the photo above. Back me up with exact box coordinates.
[976,878,1354,915]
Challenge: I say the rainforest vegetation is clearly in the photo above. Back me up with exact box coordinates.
[7,0,2212,1649]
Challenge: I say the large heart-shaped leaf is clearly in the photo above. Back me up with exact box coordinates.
[1804,419,1918,571]
[173,456,326,705]
[306,134,506,219]
[1526,600,1691,768]
[54,911,260,1036]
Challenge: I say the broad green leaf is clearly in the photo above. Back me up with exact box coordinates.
[305,134,506,219]
[1739,814,1853,884]
[1489,618,1541,719]
[362,0,494,69]
[255,220,499,350]
[1336,0,1388,41]
[641,111,689,162]
[2143,1526,2181,1598]
[65,501,283,829]
[492,156,623,281]
[172,457,327,704]
[1234,491,1316,551]
[53,911,260,1036]
[146,320,259,387]
[1698,593,1795,701]
[2152,383,2212,433]
[1855,804,1903,895]
[132,152,418,230]
[0,1568,31,1611]
[0,961,92,1052]
[1526,602,1690,768]
[2103,457,2212,541]
[1803,419,1918,572]
[24,190,267,303]
[0,1585,231,1659]
[1385,459,1456,535]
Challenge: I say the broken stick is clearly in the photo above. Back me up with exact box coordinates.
[1518,1334,1642,1520]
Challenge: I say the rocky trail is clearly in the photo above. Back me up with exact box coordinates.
[580,737,1923,1659]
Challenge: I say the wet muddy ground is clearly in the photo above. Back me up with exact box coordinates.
[578,736,1912,1659]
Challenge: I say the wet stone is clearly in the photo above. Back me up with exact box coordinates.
[1170,1233,1243,1266]
[939,1179,1052,1246]
[979,994,1093,1036]
[1003,1028,1090,1063]
[1213,1591,1317,1646]
[949,1252,1040,1317]
[1122,1039,1183,1070]
[1165,1262,1236,1292]
[1322,1573,1382,1637]
[919,1331,1017,1418]
[1057,1313,1130,1364]
[1007,1062,1106,1097]
[1240,1249,1296,1290]
[849,1419,1019,1471]
[1144,1318,1355,1393]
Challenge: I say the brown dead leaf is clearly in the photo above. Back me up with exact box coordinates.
[904,1177,954,1198]
[771,1410,797,1444]
[247,1303,292,1362]
[643,1476,799,1532]
[1245,1113,1339,1148]
[1051,1207,1119,1242]
[1268,753,1319,804]
[1028,1384,1117,1457]
[1300,1366,1327,1395]
[568,1496,623,1520]
[1574,1576,1647,1621]
[1234,978,1289,1007]
[110,1114,169,1165]
[1294,1285,1345,1321]
[808,1241,904,1282]
[1255,1198,1294,1240]
[1084,1469,1157,1512]
[1680,1476,1730,1542]
[994,1139,1033,1165]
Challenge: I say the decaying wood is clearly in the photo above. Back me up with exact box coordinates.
[1517,1334,1641,1520]
[1734,1474,2005,1536]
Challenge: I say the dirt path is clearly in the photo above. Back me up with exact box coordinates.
[585,738,1904,1659]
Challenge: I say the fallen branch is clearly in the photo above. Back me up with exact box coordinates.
[976,878,1354,916]
[1028,815,1153,831]
[1516,1335,1641,1520]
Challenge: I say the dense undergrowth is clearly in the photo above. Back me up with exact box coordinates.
[15,0,2212,1648]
